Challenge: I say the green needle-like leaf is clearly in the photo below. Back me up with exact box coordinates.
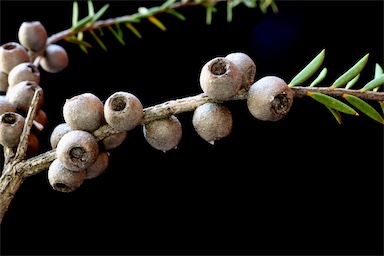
[108,25,125,46]
[289,49,325,87]
[205,4,217,25]
[343,94,384,124]
[72,15,93,32]
[373,63,383,92]
[92,3,109,23]
[87,0,94,16]
[325,106,342,124]
[167,9,186,21]
[331,53,369,89]
[72,1,79,27]
[90,29,107,51]
[307,92,358,116]
[160,0,177,10]
[309,67,327,87]
[374,63,383,78]
[243,0,256,8]
[227,1,233,22]
[345,74,360,89]
[360,74,384,92]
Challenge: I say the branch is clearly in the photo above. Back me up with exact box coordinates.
[291,86,384,101]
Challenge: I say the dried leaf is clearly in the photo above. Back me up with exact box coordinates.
[125,23,142,39]
[147,16,166,31]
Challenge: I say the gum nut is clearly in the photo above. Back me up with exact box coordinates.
[39,44,69,73]
[7,62,40,88]
[0,96,16,115]
[143,115,182,153]
[0,112,25,147]
[85,151,110,179]
[247,75,293,121]
[48,158,86,193]
[50,122,72,149]
[199,57,242,100]
[104,91,143,132]
[18,21,48,52]
[26,132,39,157]
[225,52,256,89]
[100,130,127,151]
[63,92,105,132]
[192,102,233,145]
[56,130,99,172]
[0,69,9,92]
[0,42,29,74]
[6,81,44,114]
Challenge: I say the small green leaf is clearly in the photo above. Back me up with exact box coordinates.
[227,1,233,22]
[72,1,79,27]
[107,25,125,46]
[309,67,327,87]
[125,23,142,39]
[325,106,342,124]
[307,92,358,116]
[72,15,93,32]
[289,49,325,87]
[343,94,384,124]
[242,0,256,8]
[91,3,109,23]
[345,73,360,89]
[331,53,369,89]
[373,63,383,92]
[90,29,107,51]
[87,0,94,16]
[147,16,166,31]
[166,9,186,21]
[160,0,177,10]
[374,63,383,79]
[204,4,217,25]
[360,74,384,92]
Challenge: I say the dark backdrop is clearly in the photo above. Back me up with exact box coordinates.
[1,1,383,255]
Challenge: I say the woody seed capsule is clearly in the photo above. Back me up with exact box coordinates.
[0,112,25,147]
[104,91,143,132]
[56,130,100,172]
[48,158,87,193]
[247,75,293,121]
[199,57,242,100]
[0,42,29,74]
[18,21,48,52]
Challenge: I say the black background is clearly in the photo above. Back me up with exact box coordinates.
[0,1,383,255]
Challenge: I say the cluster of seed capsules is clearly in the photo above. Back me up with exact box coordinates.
[0,21,68,157]
[0,20,295,193]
